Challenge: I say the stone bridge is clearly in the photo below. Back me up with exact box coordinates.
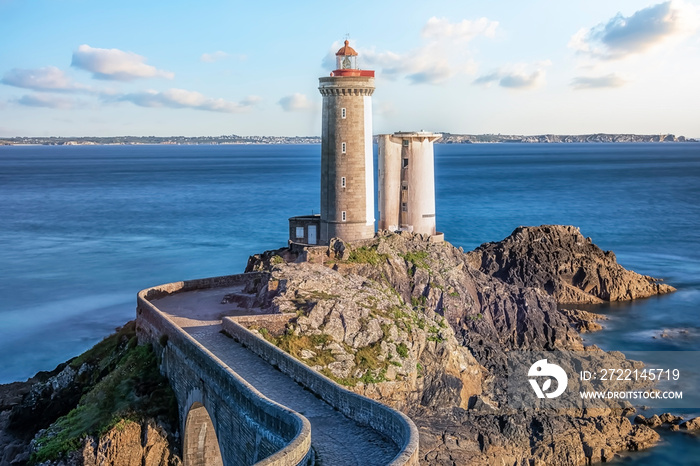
[136,273,419,466]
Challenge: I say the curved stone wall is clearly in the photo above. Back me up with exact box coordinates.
[222,317,420,466]
[136,278,312,466]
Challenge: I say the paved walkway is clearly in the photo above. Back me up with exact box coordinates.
[153,287,398,466]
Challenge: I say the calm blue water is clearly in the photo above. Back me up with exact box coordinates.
[1,143,699,463]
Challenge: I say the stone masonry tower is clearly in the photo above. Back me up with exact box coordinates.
[318,40,375,244]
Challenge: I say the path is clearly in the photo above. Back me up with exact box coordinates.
[153,286,398,466]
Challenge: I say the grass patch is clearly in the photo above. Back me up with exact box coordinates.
[400,251,430,270]
[355,344,380,370]
[31,327,177,463]
[396,343,409,358]
[271,332,335,367]
[347,246,388,266]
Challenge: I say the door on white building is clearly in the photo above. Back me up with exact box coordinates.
[308,225,317,245]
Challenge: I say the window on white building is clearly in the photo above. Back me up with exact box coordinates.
[341,108,346,119]
[341,177,346,187]
[342,142,346,154]
[342,211,346,221]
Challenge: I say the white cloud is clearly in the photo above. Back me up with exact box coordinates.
[117,88,260,112]
[322,16,497,85]
[406,60,454,85]
[571,74,628,89]
[1,67,90,92]
[200,51,230,63]
[422,16,498,42]
[71,45,174,81]
[15,93,77,109]
[278,93,312,111]
[474,63,548,90]
[569,1,700,59]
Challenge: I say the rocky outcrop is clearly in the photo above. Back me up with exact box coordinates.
[0,323,180,466]
[466,225,675,304]
[24,420,177,466]
[79,420,177,466]
[680,417,700,431]
[243,228,672,465]
[559,308,608,333]
[245,251,486,412]
[418,411,658,465]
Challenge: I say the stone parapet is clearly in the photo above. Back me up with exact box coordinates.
[222,316,420,466]
[136,279,313,466]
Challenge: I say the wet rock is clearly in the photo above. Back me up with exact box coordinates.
[659,413,683,424]
[680,417,700,431]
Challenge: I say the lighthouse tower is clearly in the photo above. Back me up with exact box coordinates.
[318,40,375,244]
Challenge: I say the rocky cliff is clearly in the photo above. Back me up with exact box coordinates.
[0,322,180,466]
[466,225,675,304]
[245,226,674,465]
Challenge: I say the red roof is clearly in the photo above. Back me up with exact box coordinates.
[336,40,358,56]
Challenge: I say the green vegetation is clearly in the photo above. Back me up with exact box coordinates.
[396,343,409,358]
[427,325,445,343]
[262,330,335,367]
[31,323,177,463]
[400,251,430,270]
[346,246,389,265]
[411,295,427,310]
[305,290,340,301]
[270,255,284,265]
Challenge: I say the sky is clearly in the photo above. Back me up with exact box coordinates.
[1,0,699,137]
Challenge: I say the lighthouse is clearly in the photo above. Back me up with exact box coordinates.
[318,40,376,244]
[289,40,442,247]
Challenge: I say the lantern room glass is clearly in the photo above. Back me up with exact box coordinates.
[336,55,357,70]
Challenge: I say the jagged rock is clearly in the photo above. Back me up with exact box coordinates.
[680,417,700,431]
[416,411,659,465]
[466,225,675,304]
[80,420,175,466]
[659,412,683,424]
[560,309,608,333]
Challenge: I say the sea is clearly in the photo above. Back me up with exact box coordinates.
[1,142,699,464]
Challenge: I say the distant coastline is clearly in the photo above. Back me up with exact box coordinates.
[0,132,697,146]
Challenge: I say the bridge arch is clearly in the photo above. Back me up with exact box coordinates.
[184,402,224,466]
